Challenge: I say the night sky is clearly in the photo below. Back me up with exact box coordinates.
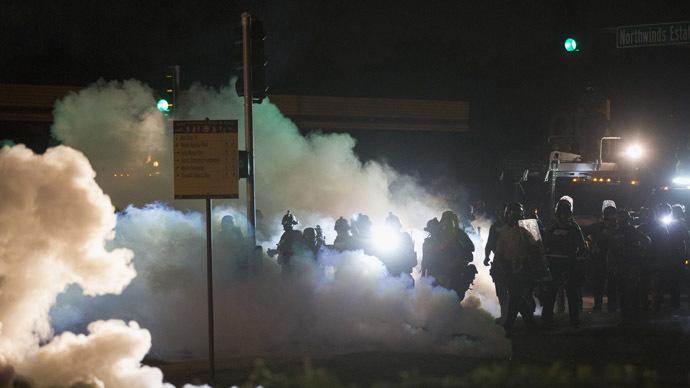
[3,0,690,206]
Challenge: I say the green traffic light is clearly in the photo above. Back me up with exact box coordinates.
[157,99,170,112]
[564,38,578,52]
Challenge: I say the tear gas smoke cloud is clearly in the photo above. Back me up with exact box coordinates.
[0,145,175,387]
[0,78,512,386]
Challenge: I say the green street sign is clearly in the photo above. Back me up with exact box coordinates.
[617,21,690,48]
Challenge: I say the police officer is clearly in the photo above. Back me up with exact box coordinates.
[495,202,542,337]
[269,210,306,273]
[484,203,508,322]
[641,203,672,314]
[421,217,441,277]
[377,212,417,278]
[610,209,650,326]
[333,216,355,251]
[302,227,320,261]
[351,213,376,256]
[583,205,619,313]
[542,198,587,329]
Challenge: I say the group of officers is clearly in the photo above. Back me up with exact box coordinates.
[268,209,478,300]
[484,198,689,337]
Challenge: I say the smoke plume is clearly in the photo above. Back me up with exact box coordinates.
[0,78,511,387]
[0,144,174,387]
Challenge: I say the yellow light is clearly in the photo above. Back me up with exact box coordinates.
[114,174,117,177]
[153,161,159,167]
[149,173,152,176]
[572,178,578,182]
[126,174,130,177]
[606,178,611,182]
[120,174,123,177]
[686,260,689,265]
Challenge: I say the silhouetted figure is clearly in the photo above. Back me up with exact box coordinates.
[269,210,306,273]
[542,198,587,330]
[424,210,476,301]
[219,214,248,278]
[610,210,650,326]
[495,203,541,337]
[484,203,508,322]
[583,205,619,313]
[640,203,672,314]
[376,212,417,279]
[333,216,355,252]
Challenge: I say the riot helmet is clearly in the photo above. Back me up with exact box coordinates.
[602,200,617,214]
[385,212,403,231]
[440,210,459,232]
[556,198,573,216]
[281,210,299,231]
[504,202,524,224]
[603,206,617,219]
[353,213,372,233]
[424,217,440,235]
[334,216,351,233]
[303,227,316,243]
[221,215,236,231]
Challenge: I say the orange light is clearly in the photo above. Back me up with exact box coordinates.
[572,178,578,182]
[153,161,159,167]
[606,178,611,182]
[664,186,669,190]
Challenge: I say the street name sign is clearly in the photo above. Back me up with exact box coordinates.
[617,21,690,48]
[173,120,239,199]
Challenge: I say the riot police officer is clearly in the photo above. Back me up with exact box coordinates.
[610,209,650,326]
[269,210,306,273]
[333,216,355,251]
[421,217,441,277]
[377,212,417,278]
[542,198,587,329]
[351,213,376,256]
[484,203,508,322]
[640,203,672,314]
[495,202,542,337]
[583,205,619,313]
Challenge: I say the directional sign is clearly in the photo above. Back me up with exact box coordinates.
[617,21,690,48]
[173,120,239,199]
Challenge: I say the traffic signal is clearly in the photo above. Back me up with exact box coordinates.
[238,150,250,178]
[557,32,589,57]
[233,17,267,103]
[564,37,578,52]
[158,65,179,116]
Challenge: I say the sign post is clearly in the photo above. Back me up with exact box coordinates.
[617,21,690,48]
[173,119,239,381]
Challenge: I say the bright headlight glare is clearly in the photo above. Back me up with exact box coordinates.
[662,215,673,225]
[626,145,643,159]
[672,176,690,185]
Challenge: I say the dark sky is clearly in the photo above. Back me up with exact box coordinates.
[3,0,690,205]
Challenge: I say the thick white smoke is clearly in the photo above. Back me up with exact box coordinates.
[0,144,174,387]
[0,78,511,386]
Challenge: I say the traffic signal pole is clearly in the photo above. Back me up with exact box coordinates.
[242,12,257,249]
